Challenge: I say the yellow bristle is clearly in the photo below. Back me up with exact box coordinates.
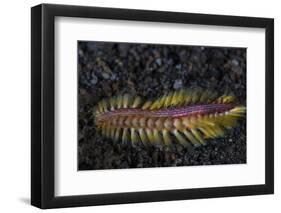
[158,96,167,109]
[215,113,237,127]
[198,127,213,139]
[146,129,154,143]
[101,99,108,112]
[191,90,201,104]
[122,128,129,143]
[210,126,224,137]
[164,92,174,107]
[170,90,180,106]
[201,115,216,127]
[184,89,192,105]
[162,129,172,146]
[227,107,246,118]
[97,102,102,113]
[204,127,217,138]
[138,129,150,146]
[142,100,152,110]
[109,97,116,109]
[199,91,211,103]
[122,94,130,108]
[171,89,185,106]
[94,108,98,115]
[114,128,121,141]
[116,95,122,108]
[101,123,106,136]
[190,129,206,145]
[130,128,138,145]
[150,100,160,110]
[181,89,189,105]
[132,96,142,108]
[222,95,235,103]
[207,91,218,103]
[155,95,169,109]
[189,116,199,128]
[215,96,222,103]
[228,111,243,116]
[215,95,235,104]
[173,129,190,147]
[105,124,111,138]
[182,129,201,146]
[110,128,115,139]
[153,129,162,144]
[230,106,246,114]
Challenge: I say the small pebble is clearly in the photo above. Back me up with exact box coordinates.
[155,58,162,66]
[90,74,98,85]
[101,72,110,79]
[110,73,117,80]
[173,79,183,89]
[231,59,239,66]
[175,64,182,70]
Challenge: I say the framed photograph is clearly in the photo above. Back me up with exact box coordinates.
[31,4,274,209]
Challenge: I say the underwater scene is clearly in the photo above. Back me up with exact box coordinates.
[78,41,246,170]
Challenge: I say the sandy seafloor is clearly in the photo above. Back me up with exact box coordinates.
[78,41,246,170]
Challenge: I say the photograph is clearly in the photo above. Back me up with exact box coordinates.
[30,3,274,209]
[78,41,247,170]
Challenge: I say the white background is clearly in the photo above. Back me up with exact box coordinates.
[56,18,265,196]
[0,0,279,212]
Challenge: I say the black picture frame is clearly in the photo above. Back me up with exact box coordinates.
[31,3,274,209]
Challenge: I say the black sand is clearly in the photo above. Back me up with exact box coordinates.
[78,42,246,170]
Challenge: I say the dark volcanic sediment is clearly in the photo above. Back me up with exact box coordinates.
[78,42,246,170]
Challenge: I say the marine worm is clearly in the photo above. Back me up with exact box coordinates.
[94,88,246,147]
